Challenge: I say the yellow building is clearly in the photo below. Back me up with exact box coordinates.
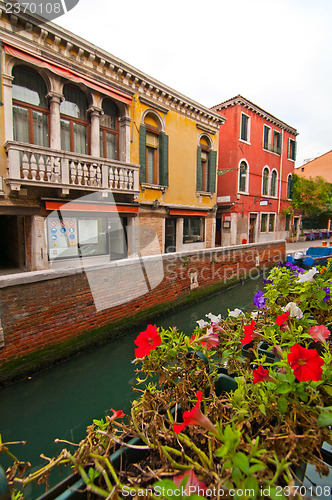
[0,1,224,273]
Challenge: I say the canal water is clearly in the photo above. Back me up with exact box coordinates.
[0,276,265,497]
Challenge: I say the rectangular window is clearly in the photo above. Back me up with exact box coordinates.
[269,214,276,232]
[288,139,296,161]
[183,217,205,243]
[146,132,159,184]
[260,214,268,232]
[240,113,250,142]
[273,131,282,154]
[285,214,291,231]
[263,125,271,150]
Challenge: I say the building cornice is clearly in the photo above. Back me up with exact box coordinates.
[212,95,298,136]
[0,2,225,130]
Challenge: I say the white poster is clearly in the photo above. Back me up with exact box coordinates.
[78,219,99,244]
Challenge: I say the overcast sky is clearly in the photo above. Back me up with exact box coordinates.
[55,0,332,168]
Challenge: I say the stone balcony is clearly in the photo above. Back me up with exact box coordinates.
[5,141,140,196]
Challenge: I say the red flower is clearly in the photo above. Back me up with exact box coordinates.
[110,408,125,420]
[253,365,269,384]
[308,325,330,343]
[173,469,207,492]
[173,391,217,435]
[274,311,289,326]
[287,344,324,382]
[241,320,256,346]
[134,325,161,358]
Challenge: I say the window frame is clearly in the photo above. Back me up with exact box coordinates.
[260,213,268,233]
[12,66,50,147]
[263,125,271,151]
[240,112,250,143]
[268,213,276,232]
[100,99,119,160]
[60,85,90,155]
[145,125,160,185]
[273,130,282,155]
[262,166,270,196]
[238,160,249,193]
[288,138,296,161]
[183,217,205,244]
[287,174,293,200]
[270,169,278,198]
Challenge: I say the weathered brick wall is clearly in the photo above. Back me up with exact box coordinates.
[0,241,285,377]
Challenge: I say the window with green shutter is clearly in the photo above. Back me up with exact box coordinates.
[139,116,169,186]
[197,135,216,193]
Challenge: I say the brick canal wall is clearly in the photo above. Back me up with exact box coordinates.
[0,241,285,383]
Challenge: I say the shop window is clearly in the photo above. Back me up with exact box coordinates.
[240,113,250,142]
[139,112,168,186]
[270,170,278,197]
[183,217,205,243]
[269,214,276,232]
[238,160,248,192]
[262,167,269,196]
[60,85,89,155]
[100,99,118,159]
[12,66,49,147]
[288,138,297,161]
[197,136,217,192]
[261,213,268,232]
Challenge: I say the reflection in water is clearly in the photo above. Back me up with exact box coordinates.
[0,276,264,497]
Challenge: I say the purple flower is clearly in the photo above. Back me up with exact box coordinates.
[263,279,273,285]
[254,290,267,309]
[323,287,330,302]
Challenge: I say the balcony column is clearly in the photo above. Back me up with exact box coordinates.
[3,73,14,142]
[119,116,131,162]
[88,106,103,157]
[46,92,64,150]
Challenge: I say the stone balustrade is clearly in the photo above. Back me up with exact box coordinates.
[5,141,140,195]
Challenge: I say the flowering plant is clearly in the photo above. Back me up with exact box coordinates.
[3,262,332,499]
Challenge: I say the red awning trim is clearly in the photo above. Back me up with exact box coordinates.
[169,209,208,216]
[45,201,138,214]
[4,44,132,105]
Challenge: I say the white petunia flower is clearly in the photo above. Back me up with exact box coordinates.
[296,267,318,283]
[282,302,304,319]
[196,319,209,329]
[228,308,245,318]
[251,311,259,320]
[206,312,222,324]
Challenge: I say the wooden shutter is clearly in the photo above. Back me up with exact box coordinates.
[196,146,202,191]
[139,125,146,183]
[208,150,217,193]
[159,132,169,186]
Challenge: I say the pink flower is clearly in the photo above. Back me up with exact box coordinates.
[308,325,330,343]
[274,311,289,326]
[173,470,207,493]
[173,391,217,435]
[287,344,324,382]
[134,325,161,358]
[253,366,269,384]
[190,327,219,349]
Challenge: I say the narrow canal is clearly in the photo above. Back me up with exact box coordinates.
[0,276,265,498]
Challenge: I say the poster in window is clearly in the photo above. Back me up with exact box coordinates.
[47,218,78,259]
[78,219,99,245]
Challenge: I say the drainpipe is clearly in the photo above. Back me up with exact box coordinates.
[277,130,284,215]
[0,39,3,106]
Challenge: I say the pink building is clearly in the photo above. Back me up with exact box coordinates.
[212,96,299,246]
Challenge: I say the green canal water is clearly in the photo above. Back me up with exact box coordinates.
[0,276,265,497]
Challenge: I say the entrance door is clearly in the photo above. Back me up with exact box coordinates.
[165,218,176,253]
[249,214,257,243]
[0,215,25,271]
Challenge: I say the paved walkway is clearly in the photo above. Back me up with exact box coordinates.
[286,238,332,255]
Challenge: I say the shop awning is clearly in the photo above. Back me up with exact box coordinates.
[45,201,138,214]
[4,44,132,105]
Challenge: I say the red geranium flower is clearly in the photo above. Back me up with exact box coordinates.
[134,325,161,358]
[241,320,256,346]
[287,344,324,381]
[308,325,330,343]
[253,365,269,384]
[110,408,125,420]
[173,469,207,492]
[173,390,217,435]
[274,311,289,326]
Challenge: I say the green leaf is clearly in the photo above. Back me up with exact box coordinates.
[321,385,332,396]
[275,383,292,394]
[233,452,250,474]
[259,403,266,415]
[317,410,332,428]
[269,487,287,500]
[277,396,289,414]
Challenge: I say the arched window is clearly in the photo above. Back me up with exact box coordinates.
[287,175,293,199]
[270,170,278,197]
[100,99,118,159]
[12,66,49,147]
[262,167,269,196]
[139,111,169,186]
[196,135,217,193]
[238,160,248,192]
[60,85,89,154]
